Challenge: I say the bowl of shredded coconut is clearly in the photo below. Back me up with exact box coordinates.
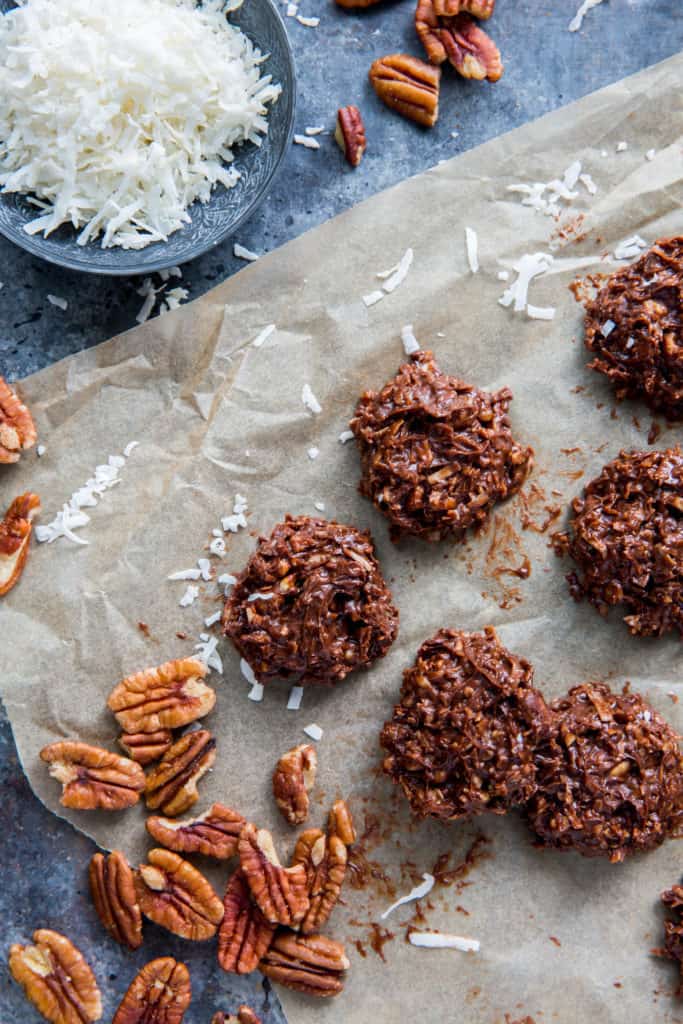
[0,0,294,273]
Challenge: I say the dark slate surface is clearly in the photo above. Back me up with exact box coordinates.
[1,1,682,1021]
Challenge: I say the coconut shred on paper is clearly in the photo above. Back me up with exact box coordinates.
[2,54,683,1024]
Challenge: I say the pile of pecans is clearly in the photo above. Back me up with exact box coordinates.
[0,375,40,598]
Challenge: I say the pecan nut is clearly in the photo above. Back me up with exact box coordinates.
[119,729,173,765]
[0,375,37,463]
[238,823,309,927]
[432,0,495,17]
[292,830,348,934]
[0,492,40,596]
[259,932,350,998]
[327,798,357,846]
[107,658,215,734]
[369,54,440,128]
[211,1009,261,1024]
[135,849,224,940]
[145,729,216,817]
[416,4,503,80]
[147,802,245,859]
[112,958,191,1024]
[335,106,367,168]
[89,850,143,950]
[217,870,275,974]
[9,929,102,1024]
[272,744,317,826]
[40,741,145,811]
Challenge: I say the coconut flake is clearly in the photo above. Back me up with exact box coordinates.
[303,722,323,741]
[241,658,257,683]
[645,148,656,161]
[363,289,385,308]
[247,681,264,702]
[286,2,297,14]
[527,304,556,321]
[613,235,647,261]
[248,591,274,602]
[305,126,325,136]
[339,430,354,444]
[35,504,90,545]
[162,286,188,313]
[499,252,554,313]
[401,325,420,357]
[381,874,435,920]
[197,558,212,582]
[314,500,326,512]
[234,243,260,262]
[37,444,46,457]
[568,0,607,32]
[47,293,68,311]
[409,931,480,953]
[194,634,223,673]
[579,173,597,195]
[287,686,304,710]
[222,494,248,533]
[497,270,510,281]
[35,446,133,544]
[464,227,479,273]
[209,536,227,557]
[302,384,322,415]
[382,248,413,294]
[123,441,139,457]
[616,140,628,152]
[218,573,237,594]
[179,584,199,607]
[204,609,222,627]
[252,324,276,349]
[296,14,319,26]
[294,134,320,150]
[168,568,202,581]
[307,447,320,461]
[601,319,616,336]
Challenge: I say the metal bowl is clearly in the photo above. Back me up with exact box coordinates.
[0,0,296,275]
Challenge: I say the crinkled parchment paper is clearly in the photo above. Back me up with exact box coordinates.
[2,53,682,1024]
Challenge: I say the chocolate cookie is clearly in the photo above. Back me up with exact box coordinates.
[583,236,683,419]
[526,682,683,862]
[660,885,683,994]
[349,350,532,541]
[555,447,683,638]
[380,627,553,821]
[222,515,398,687]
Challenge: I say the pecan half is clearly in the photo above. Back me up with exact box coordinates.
[369,54,440,128]
[238,823,309,927]
[292,830,347,934]
[417,5,503,80]
[40,741,145,811]
[89,851,142,950]
[145,730,216,817]
[0,492,40,597]
[135,849,224,940]
[211,1009,261,1024]
[335,106,367,168]
[9,929,102,1024]
[147,802,245,859]
[112,958,191,1024]
[327,798,357,846]
[432,0,495,17]
[217,870,275,974]
[272,744,317,826]
[119,730,173,766]
[0,375,37,463]
[107,658,215,734]
[260,932,349,998]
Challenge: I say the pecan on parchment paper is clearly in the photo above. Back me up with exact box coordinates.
[135,849,224,940]
[526,682,683,862]
[557,447,683,639]
[218,870,276,975]
[89,850,142,950]
[369,54,440,128]
[223,515,397,688]
[335,106,367,167]
[272,744,317,826]
[0,375,37,463]
[327,798,357,846]
[119,729,173,765]
[40,741,145,811]
[350,350,532,541]
[145,729,216,817]
[292,830,348,934]
[260,932,350,998]
[212,1009,262,1024]
[381,627,553,820]
[107,658,215,734]
[9,929,102,1024]
[582,237,683,420]
[415,2,503,80]
[112,958,191,1024]
[659,885,683,994]
[147,802,245,859]
[238,823,309,927]
[0,492,40,596]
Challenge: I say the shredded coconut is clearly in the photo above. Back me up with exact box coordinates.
[204,609,222,627]
[305,126,325,136]
[35,447,134,544]
[382,248,413,294]
[47,294,68,311]
[464,227,479,273]
[303,723,323,741]
[241,658,264,701]
[252,324,276,349]
[209,537,227,557]
[218,573,237,594]
[179,584,199,607]
[287,686,304,710]
[168,568,202,581]
[314,500,325,512]
[339,430,354,444]
[645,148,656,161]
[381,874,435,920]
[194,634,223,673]
[222,494,248,533]
[527,304,556,321]
[616,140,628,152]
[498,252,554,314]
[497,270,510,281]
[37,444,46,457]
[247,681,264,702]
[296,15,320,26]
[294,134,320,150]
[197,558,212,582]
[409,931,480,953]
[568,0,607,32]
[302,384,322,415]
[0,0,281,250]
[234,243,259,262]
[613,235,647,261]
[401,325,420,356]
[602,319,616,336]
[161,287,188,313]
[579,173,598,195]
[248,591,274,602]
[123,441,139,458]
[307,446,320,460]
[286,2,297,14]
[507,161,591,218]
[363,290,385,308]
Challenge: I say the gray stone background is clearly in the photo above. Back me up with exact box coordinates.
[1,0,681,1021]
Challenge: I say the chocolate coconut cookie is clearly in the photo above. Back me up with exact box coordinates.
[526,682,683,862]
[556,447,682,638]
[222,515,398,687]
[349,350,532,541]
[583,236,683,419]
[660,885,683,994]
[380,627,553,820]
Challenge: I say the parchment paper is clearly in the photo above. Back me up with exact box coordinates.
[2,53,683,1024]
